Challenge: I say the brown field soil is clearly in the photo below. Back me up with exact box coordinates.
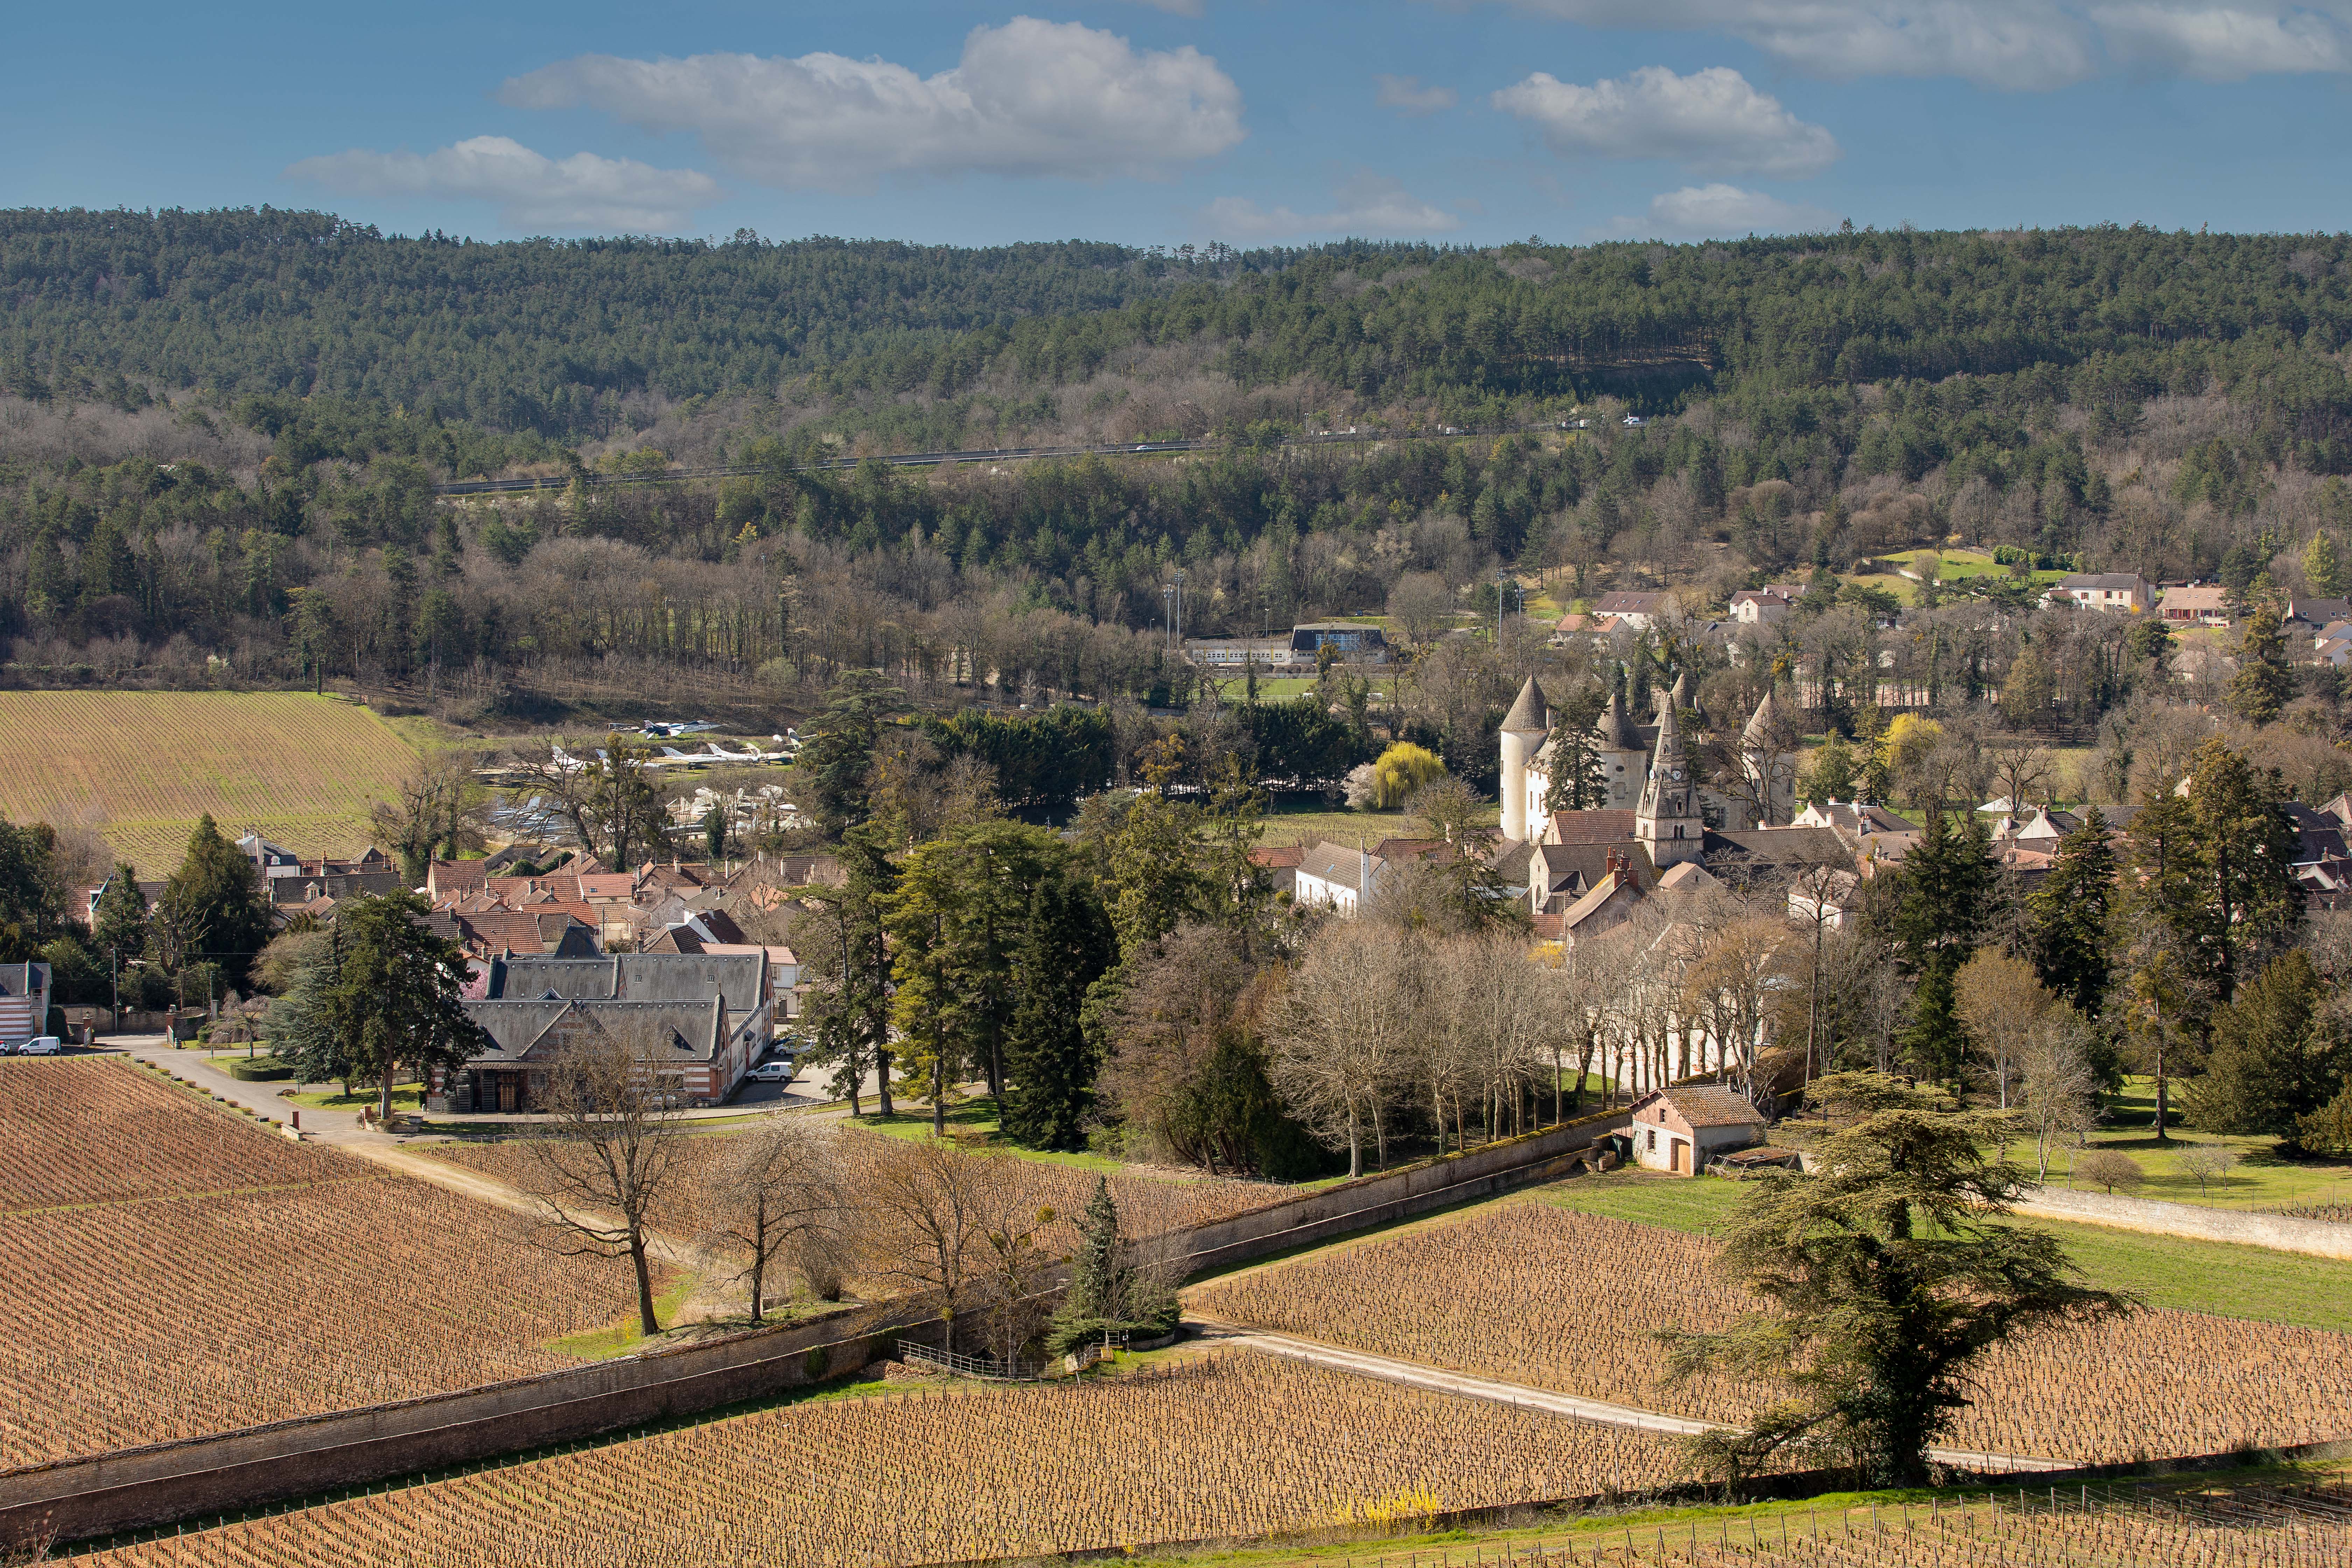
[0,690,418,875]
[0,1057,354,1211]
[1187,1201,2352,1467]
[79,1352,1685,1568]
[0,1059,650,1466]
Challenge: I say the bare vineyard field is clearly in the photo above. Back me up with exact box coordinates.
[0,1060,650,1466]
[79,1353,1686,1568]
[1271,1486,2352,1568]
[0,1057,354,1211]
[1188,1202,2352,1467]
[0,691,416,875]
[424,1125,1290,1259]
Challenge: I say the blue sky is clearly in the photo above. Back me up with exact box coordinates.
[8,0,2350,246]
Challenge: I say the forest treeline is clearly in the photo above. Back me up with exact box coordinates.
[5,210,2352,760]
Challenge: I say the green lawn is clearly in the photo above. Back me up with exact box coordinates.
[2016,1076,2352,1212]
[847,1101,1134,1176]
[545,1273,705,1360]
[1537,1169,2352,1333]
[1257,799,1501,850]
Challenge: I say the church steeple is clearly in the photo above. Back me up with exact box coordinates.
[1636,693,1704,867]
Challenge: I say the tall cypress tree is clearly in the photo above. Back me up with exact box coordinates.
[1892,808,1998,1089]
[1001,869,1116,1150]
[2026,806,2117,1017]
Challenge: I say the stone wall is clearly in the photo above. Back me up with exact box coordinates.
[2015,1183,2352,1260]
[0,1105,1631,1550]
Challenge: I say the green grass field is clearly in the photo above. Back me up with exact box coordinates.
[2017,1077,2352,1212]
[1538,1170,2352,1333]
[0,691,421,876]
[1256,799,1502,849]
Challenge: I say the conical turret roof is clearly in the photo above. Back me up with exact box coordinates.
[1502,675,1551,735]
[1600,689,1643,751]
[1742,687,1782,745]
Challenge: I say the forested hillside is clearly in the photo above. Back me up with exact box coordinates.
[0,209,1240,440]
[4,209,2352,774]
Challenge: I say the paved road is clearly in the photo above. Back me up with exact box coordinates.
[1187,1321,2070,1476]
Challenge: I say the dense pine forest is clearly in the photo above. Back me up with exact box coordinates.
[2,208,2351,770]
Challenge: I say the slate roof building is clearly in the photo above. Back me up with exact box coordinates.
[434,952,775,1114]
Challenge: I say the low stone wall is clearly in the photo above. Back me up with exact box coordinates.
[2015,1183,2352,1260]
[0,1302,946,1551]
[0,1106,1630,1550]
[1168,1107,1632,1276]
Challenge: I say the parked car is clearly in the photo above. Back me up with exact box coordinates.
[747,1059,794,1083]
[19,1036,61,1055]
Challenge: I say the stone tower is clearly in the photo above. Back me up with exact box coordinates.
[1499,675,1550,842]
[1741,687,1797,828]
[1636,693,1706,868]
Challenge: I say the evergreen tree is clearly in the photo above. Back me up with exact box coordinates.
[0,820,69,946]
[2183,951,2345,1134]
[799,672,912,834]
[2026,806,2116,1017]
[1542,686,1610,813]
[1891,809,1998,1090]
[153,814,272,987]
[799,823,898,1116]
[1002,870,1117,1151]
[2183,738,2303,1002]
[268,944,356,1094]
[320,891,485,1119]
[2306,530,2345,598]
[1663,1073,2132,1489]
[2228,603,2296,725]
[91,861,149,965]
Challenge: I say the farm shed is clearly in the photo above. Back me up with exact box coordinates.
[1628,1086,1766,1177]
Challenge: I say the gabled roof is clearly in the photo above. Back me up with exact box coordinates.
[1544,809,1639,845]
[1634,1085,1768,1129]
[1592,590,1668,614]
[1654,861,1723,894]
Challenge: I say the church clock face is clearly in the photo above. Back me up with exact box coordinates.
[1671,769,1684,781]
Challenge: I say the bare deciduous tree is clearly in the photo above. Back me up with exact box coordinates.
[699,1115,843,1322]
[1953,950,2063,1110]
[2173,1142,2234,1197]
[524,1022,693,1337]
[853,1135,988,1339]
[1269,922,1411,1176]
[2016,1017,2102,1184]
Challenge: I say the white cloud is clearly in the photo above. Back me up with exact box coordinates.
[1449,1,2102,90]
[1606,183,1839,239]
[1492,64,1838,177]
[1451,0,2352,86]
[1204,174,1465,237]
[1376,73,1460,113]
[2091,4,2351,77]
[284,136,723,232]
[500,18,1245,190]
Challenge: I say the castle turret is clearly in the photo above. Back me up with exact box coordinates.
[1499,676,1550,842]
[1740,687,1795,827]
[1636,693,1705,868]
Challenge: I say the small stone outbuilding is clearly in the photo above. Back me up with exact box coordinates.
[1629,1086,1768,1177]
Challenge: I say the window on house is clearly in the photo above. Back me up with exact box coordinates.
[1645,1128,1656,1152]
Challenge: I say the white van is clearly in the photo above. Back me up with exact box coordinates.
[19,1036,61,1056]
